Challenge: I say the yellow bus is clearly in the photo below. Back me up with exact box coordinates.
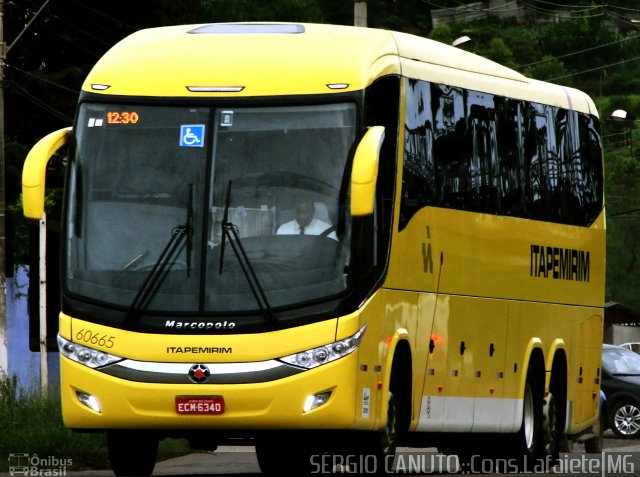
[23,22,605,475]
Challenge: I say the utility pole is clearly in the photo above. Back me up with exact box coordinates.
[0,0,8,382]
[354,2,367,27]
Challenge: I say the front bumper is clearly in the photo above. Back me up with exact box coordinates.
[60,351,359,430]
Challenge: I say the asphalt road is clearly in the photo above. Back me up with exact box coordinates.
[4,433,639,477]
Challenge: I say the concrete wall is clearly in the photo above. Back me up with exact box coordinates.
[6,265,59,393]
[610,324,640,347]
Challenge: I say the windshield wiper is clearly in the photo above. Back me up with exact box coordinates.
[124,183,193,321]
[219,180,276,326]
[125,184,195,323]
[125,224,187,323]
[218,182,231,275]
[186,183,194,278]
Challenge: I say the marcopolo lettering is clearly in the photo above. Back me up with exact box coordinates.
[165,320,236,330]
[530,244,590,282]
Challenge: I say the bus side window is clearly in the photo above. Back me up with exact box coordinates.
[400,79,603,228]
[400,78,435,229]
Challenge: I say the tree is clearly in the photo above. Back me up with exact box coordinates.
[523,55,573,85]
[604,150,640,309]
[204,0,323,23]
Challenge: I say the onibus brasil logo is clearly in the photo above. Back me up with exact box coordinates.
[8,454,72,476]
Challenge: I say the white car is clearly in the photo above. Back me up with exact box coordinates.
[619,342,640,354]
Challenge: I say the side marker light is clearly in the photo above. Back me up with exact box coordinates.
[326,83,349,90]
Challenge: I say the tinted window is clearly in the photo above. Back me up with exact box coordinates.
[400,79,603,229]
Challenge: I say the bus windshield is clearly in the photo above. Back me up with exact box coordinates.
[66,102,356,315]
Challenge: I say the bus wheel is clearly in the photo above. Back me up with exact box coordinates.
[255,437,315,475]
[367,391,399,473]
[381,392,399,457]
[542,392,559,462]
[106,430,158,476]
[513,366,542,467]
[584,412,604,453]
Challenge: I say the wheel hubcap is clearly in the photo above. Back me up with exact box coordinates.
[523,383,535,448]
[615,404,640,436]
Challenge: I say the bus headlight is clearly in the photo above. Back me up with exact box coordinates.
[57,334,123,369]
[279,325,366,370]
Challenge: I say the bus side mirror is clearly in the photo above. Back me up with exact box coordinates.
[22,127,71,219]
[351,126,385,216]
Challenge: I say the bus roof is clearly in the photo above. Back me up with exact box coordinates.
[82,23,596,115]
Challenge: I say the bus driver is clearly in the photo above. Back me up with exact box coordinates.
[277,197,337,240]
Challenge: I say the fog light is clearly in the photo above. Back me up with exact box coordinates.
[303,391,332,413]
[76,391,101,413]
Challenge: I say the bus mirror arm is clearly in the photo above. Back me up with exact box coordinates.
[22,127,72,219]
[351,126,385,216]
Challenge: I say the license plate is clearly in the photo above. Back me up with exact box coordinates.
[175,395,224,415]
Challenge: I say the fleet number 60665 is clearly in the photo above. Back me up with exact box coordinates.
[75,329,115,348]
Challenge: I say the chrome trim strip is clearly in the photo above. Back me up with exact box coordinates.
[99,359,303,384]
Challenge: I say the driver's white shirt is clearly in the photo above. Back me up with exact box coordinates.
[276,218,337,240]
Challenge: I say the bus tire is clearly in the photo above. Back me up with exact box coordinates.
[542,392,559,462]
[106,430,158,477]
[255,437,315,475]
[367,391,399,474]
[513,364,543,467]
[584,416,604,453]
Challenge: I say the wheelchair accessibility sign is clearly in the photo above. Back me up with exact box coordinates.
[179,124,205,148]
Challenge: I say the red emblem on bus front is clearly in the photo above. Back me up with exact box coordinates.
[188,364,210,383]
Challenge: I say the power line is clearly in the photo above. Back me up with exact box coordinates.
[528,0,603,11]
[11,81,73,123]
[427,0,605,17]
[423,0,522,14]
[609,208,640,218]
[6,0,49,54]
[448,0,521,12]
[606,10,640,28]
[524,2,606,19]
[515,32,640,69]
[10,1,118,55]
[545,54,640,81]
[608,194,640,200]
[67,0,137,33]
[426,0,640,77]
[10,0,126,58]
[54,2,132,44]
[9,65,79,95]
[607,4,640,14]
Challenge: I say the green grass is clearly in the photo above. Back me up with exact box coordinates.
[0,376,191,472]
